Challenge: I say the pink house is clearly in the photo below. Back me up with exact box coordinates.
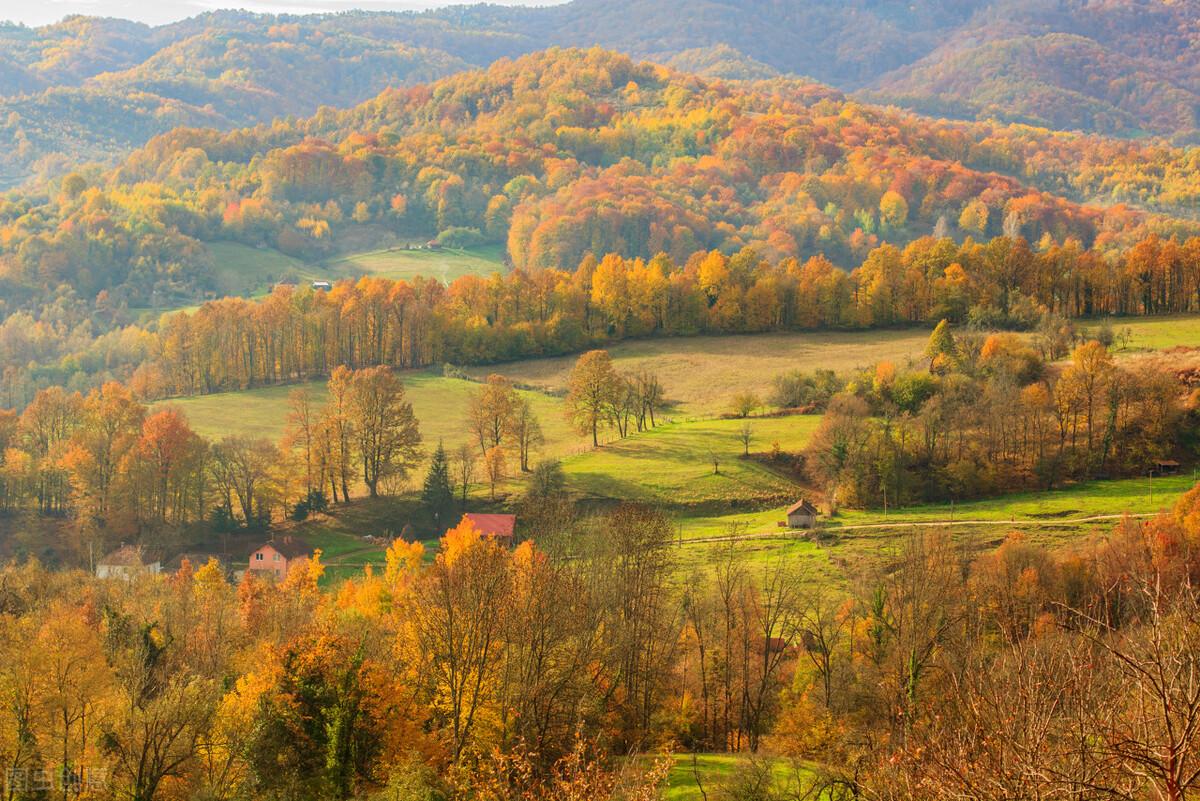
[248,537,313,580]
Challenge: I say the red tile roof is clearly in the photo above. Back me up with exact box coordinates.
[465,513,516,539]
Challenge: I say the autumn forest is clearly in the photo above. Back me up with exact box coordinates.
[3,3,1200,801]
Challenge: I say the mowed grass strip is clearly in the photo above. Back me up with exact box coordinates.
[677,471,1197,541]
[832,471,1197,527]
[466,329,934,417]
[561,416,821,508]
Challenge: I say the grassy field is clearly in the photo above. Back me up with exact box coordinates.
[676,471,1195,539]
[466,329,934,417]
[562,415,820,509]
[465,313,1200,420]
[664,470,1199,593]
[161,375,822,511]
[209,241,506,298]
[662,753,812,801]
[325,244,506,284]
[1104,314,1200,351]
[208,241,317,297]
[159,371,575,462]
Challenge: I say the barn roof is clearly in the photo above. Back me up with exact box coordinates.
[786,499,819,516]
[464,513,516,538]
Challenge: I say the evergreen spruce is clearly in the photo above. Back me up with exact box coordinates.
[421,441,455,527]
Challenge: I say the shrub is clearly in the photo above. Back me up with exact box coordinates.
[435,226,485,248]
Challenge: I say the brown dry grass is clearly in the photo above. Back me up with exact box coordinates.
[466,329,933,416]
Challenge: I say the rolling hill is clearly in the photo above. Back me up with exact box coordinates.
[1,0,1198,187]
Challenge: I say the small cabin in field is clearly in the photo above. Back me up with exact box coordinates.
[464,513,516,544]
[785,499,820,529]
[97,545,162,580]
[311,280,333,291]
[249,537,314,581]
[1153,459,1181,476]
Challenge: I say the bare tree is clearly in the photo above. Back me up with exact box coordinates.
[738,422,754,456]
[452,442,475,505]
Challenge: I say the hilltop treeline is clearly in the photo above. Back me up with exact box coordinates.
[6,488,1200,800]
[4,0,1198,189]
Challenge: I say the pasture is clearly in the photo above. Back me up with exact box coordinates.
[562,415,820,509]
[207,241,316,297]
[201,241,506,305]
[1105,314,1200,351]
[662,754,811,801]
[466,329,934,417]
[158,372,576,462]
[324,243,506,284]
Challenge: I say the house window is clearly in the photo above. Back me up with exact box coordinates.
[273,553,280,562]
[255,553,263,561]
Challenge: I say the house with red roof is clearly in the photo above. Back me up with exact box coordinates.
[464,513,516,543]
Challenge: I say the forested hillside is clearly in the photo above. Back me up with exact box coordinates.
[1,0,1197,187]
[0,13,509,186]
[1,48,1199,405]
[459,0,1200,139]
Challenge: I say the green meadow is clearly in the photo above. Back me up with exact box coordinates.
[150,306,1200,581]
[325,243,506,283]
[661,753,813,801]
[1104,314,1200,351]
[158,371,574,460]
[562,415,820,508]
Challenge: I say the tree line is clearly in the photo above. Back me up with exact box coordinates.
[54,232,1197,405]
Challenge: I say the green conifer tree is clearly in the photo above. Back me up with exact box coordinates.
[421,441,455,527]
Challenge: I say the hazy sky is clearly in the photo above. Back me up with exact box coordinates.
[0,0,564,27]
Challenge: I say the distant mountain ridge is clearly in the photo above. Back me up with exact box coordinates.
[0,0,1196,187]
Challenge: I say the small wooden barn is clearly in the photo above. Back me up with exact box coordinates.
[785,499,819,529]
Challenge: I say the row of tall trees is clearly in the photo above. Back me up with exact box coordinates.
[104,233,1200,403]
